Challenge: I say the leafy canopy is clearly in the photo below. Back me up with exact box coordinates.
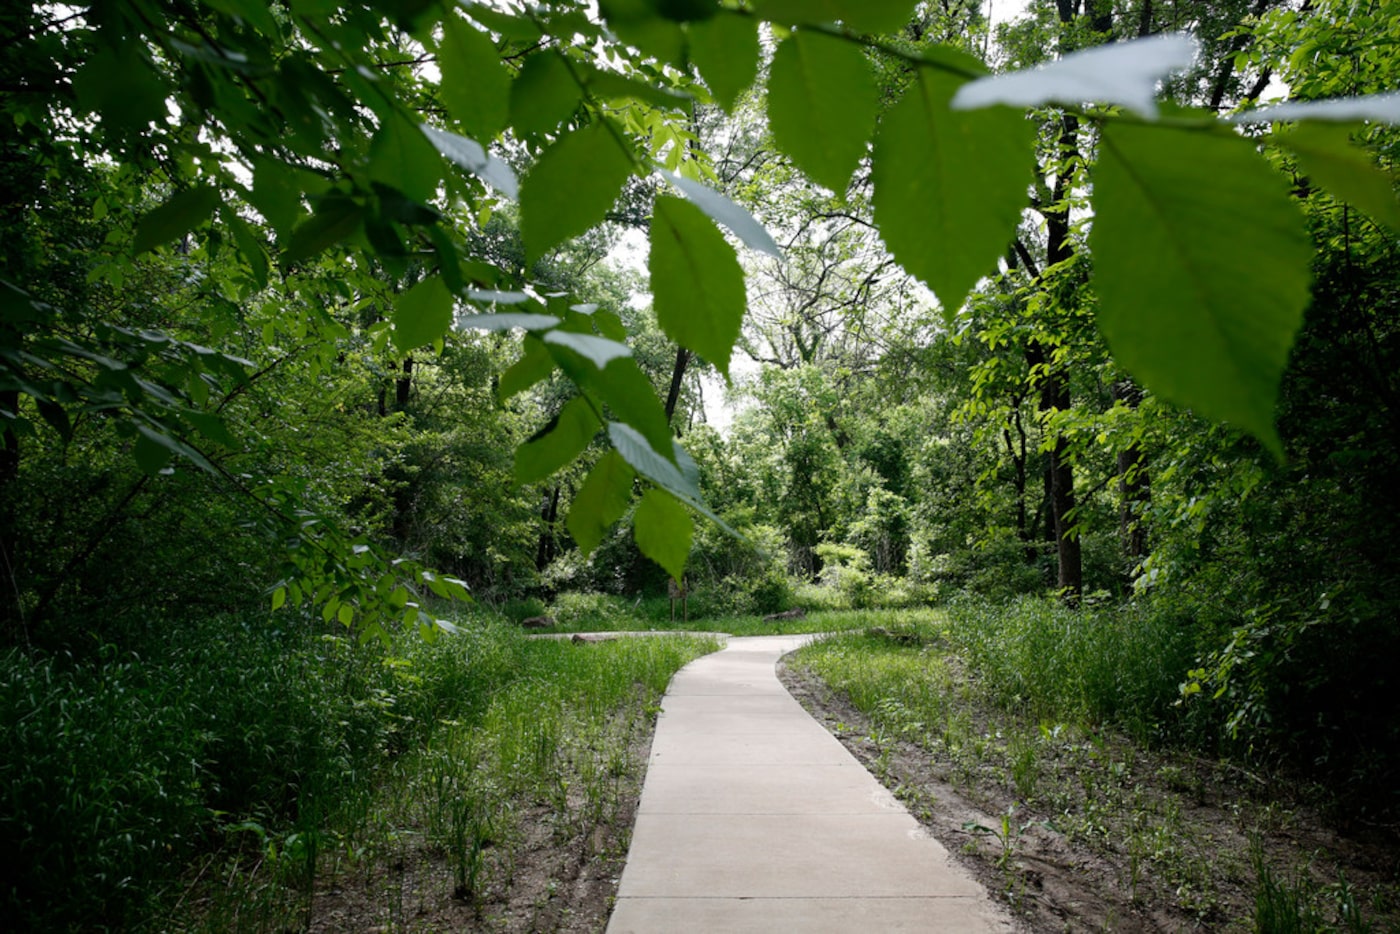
[6,0,1399,635]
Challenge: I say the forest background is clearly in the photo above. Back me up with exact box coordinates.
[3,0,1400,928]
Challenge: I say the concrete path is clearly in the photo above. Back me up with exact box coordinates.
[607,634,1013,933]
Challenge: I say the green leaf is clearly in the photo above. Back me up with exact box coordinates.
[133,429,173,475]
[249,157,309,235]
[1092,122,1312,458]
[553,354,673,457]
[283,195,365,265]
[659,169,782,258]
[520,120,635,261]
[438,12,511,140]
[72,45,167,134]
[608,421,700,502]
[950,35,1198,119]
[369,112,442,204]
[515,395,602,484]
[753,0,919,34]
[421,125,518,199]
[459,313,561,331]
[392,276,455,352]
[542,331,633,368]
[499,335,556,401]
[872,63,1035,315]
[510,51,582,137]
[566,450,635,555]
[271,586,287,611]
[687,11,759,112]
[1278,122,1400,231]
[226,211,270,291]
[133,424,214,474]
[650,195,746,377]
[462,2,544,40]
[134,185,221,255]
[598,0,687,65]
[633,488,693,579]
[767,30,878,193]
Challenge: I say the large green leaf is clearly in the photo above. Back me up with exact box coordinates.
[753,0,919,34]
[437,12,510,140]
[520,120,634,261]
[498,335,555,401]
[368,112,442,204]
[1278,122,1400,231]
[566,450,635,555]
[872,63,1034,316]
[514,395,602,484]
[598,0,687,65]
[649,195,746,377]
[509,51,581,137]
[659,169,782,258]
[73,44,167,134]
[687,11,759,112]
[550,351,673,457]
[1092,122,1312,457]
[633,488,693,580]
[422,125,518,198]
[134,185,221,255]
[392,275,454,352]
[249,156,316,234]
[543,330,633,368]
[767,30,878,193]
[609,422,700,503]
[282,195,365,266]
[950,35,1198,119]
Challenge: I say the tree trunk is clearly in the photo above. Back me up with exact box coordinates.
[664,347,690,428]
[1114,380,1150,567]
[0,388,20,644]
[535,485,561,571]
[1030,342,1082,598]
[395,357,413,412]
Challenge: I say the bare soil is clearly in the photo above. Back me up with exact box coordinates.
[303,726,652,933]
[778,657,1400,933]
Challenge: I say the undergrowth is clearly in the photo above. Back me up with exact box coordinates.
[0,610,717,930]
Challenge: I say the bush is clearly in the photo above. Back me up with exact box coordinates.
[0,648,206,928]
[548,591,641,627]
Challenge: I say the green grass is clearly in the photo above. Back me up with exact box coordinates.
[533,590,916,637]
[0,610,719,931]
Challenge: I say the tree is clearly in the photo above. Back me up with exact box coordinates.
[4,0,1397,642]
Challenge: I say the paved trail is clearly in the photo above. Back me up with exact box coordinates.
[607,634,1012,933]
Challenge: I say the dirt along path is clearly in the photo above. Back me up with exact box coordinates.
[606,634,1015,933]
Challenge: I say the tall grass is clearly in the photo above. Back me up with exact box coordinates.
[0,611,717,931]
[792,598,1202,747]
[943,596,1199,743]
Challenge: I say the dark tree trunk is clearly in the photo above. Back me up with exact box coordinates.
[664,347,690,427]
[1114,380,1151,566]
[535,485,561,571]
[1030,343,1082,598]
[0,388,19,644]
[396,357,413,412]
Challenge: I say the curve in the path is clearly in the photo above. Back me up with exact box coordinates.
[607,634,1013,933]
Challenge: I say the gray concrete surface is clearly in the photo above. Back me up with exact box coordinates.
[607,634,1014,933]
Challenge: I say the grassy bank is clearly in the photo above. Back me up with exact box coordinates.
[787,600,1400,931]
[1,612,718,931]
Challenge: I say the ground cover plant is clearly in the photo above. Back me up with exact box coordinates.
[785,603,1400,931]
[0,611,717,931]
